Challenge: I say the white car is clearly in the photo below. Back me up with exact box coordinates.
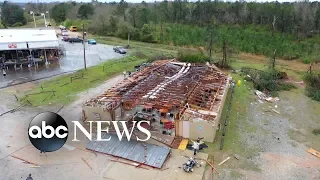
[59,25,66,30]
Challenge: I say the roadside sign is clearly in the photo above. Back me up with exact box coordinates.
[8,44,17,48]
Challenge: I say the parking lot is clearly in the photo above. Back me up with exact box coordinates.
[0,40,124,89]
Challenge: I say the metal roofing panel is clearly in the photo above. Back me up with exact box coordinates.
[0,42,28,50]
[28,41,59,49]
[0,29,58,44]
[87,134,170,168]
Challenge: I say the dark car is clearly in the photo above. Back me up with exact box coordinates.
[113,46,127,54]
[61,36,69,41]
[68,38,83,43]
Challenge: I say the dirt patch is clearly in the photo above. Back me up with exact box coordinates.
[238,52,320,72]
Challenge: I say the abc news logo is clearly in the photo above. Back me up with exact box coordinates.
[28,112,68,152]
[28,112,151,152]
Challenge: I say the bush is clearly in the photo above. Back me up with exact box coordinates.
[12,22,23,27]
[0,21,5,29]
[115,22,131,39]
[147,54,173,62]
[177,49,209,63]
[312,129,320,135]
[304,73,320,101]
[242,68,296,92]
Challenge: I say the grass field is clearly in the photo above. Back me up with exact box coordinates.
[202,73,260,172]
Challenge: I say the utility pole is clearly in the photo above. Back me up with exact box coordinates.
[209,29,213,63]
[82,24,87,70]
[30,11,36,28]
[127,33,130,46]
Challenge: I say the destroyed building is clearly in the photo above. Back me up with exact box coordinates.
[82,59,231,142]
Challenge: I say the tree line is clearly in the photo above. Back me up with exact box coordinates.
[0,1,26,27]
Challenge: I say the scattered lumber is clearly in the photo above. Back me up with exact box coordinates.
[218,157,230,166]
[307,148,320,159]
[205,159,220,174]
[81,157,93,170]
[110,159,149,170]
[10,155,39,166]
[272,109,281,114]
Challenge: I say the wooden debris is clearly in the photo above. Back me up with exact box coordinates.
[211,158,214,180]
[110,159,149,170]
[272,109,281,114]
[161,167,169,171]
[307,148,320,159]
[10,155,39,166]
[218,157,230,166]
[30,165,41,168]
[81,157,93,170]
[205,159,220,174]
[233,154,240,160]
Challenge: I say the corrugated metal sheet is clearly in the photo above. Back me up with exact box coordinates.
[87,134,171,169]
[0,42,28,50]
[28,41,59,49]
[0,29,59,50]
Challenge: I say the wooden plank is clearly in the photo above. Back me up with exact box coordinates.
[205,159,220,174]
[218,157,230,166]
[10,155,39,166]
[110,159,149,170]
[178,139,189,150]
[81,157,93,170]
[307,148,320,158]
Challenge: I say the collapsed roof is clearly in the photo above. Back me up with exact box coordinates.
[84,59,230,121]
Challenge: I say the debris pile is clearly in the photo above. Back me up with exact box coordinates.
[254,90,280,103]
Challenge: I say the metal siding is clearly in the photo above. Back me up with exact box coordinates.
[87,134,170,168]
[28,41,59,49]
[0,42,28,50]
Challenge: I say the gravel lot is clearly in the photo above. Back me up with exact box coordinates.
[217,90,320,180]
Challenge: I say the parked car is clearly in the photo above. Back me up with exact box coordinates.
[61,36,69,41]
[87,39,97,45]
[59,25,66,30]
[69,26,77,32]
[113,46,127,54]
[68,37,83,43]
[61,29,68,36]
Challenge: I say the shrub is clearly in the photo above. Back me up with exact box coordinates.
[312,129,320,135]
[12,22,23,27]
[242,67,296,92]
[147,54,172,62]
[63,19,73,28]
[177,49,209,63]
[303,73,320,101]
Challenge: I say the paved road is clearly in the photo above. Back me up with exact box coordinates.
[0,40,124,88]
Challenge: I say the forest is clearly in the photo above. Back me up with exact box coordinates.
[43,0,320,62]
[1,0,320,62]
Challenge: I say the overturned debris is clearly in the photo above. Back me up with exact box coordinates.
[86,134,170,169]
[254,90,280,103]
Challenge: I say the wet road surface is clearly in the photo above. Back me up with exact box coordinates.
[0,40,124,88]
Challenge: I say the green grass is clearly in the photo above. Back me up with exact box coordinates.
[231,59,267,70]
[20,56,145,106]
[93,36,178,57]
[202,73,260,172]
[20,18,46,28]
